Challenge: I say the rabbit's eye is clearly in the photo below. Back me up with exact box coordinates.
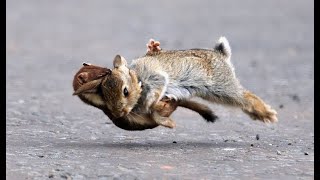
[123,87,129,97]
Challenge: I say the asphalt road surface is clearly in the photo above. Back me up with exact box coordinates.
[6,0,314,179]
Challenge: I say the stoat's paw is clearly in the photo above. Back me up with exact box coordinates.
[162,94,178,102]
[146,38,162,53]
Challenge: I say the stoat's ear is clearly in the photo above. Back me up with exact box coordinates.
[73,79,102,95]
[77,72,89,84]
[113,55,128,68]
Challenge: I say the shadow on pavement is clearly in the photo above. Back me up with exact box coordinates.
[53,140,247,150]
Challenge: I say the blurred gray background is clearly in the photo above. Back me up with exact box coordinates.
[7,0,314,179]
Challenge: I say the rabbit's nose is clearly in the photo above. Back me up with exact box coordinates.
[122,108,130,116]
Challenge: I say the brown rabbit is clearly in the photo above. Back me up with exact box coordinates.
[100,37,278,126]
[73,41,217,130]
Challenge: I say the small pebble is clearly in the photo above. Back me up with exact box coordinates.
[304,152,308,155]
[276,150,281,155]
[256,134,260,140]
[288,143,292,145]
[279,104,284,109]
[172,141,177,144]
[290,94,300,102]
[224,140,229,142]
[250,144,254,147]
[90,136,97,140]
[61,173,72,180]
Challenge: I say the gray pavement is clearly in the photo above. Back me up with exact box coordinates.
[6,0,314,179]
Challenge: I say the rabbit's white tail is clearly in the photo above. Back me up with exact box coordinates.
[214,36,231,59]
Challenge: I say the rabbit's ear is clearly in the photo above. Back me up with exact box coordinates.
[73,79,102,95]
[113,55,128,68]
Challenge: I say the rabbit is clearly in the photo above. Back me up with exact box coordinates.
[100,36,278,126]
[72,41,217,130]
[73,63,217,130]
